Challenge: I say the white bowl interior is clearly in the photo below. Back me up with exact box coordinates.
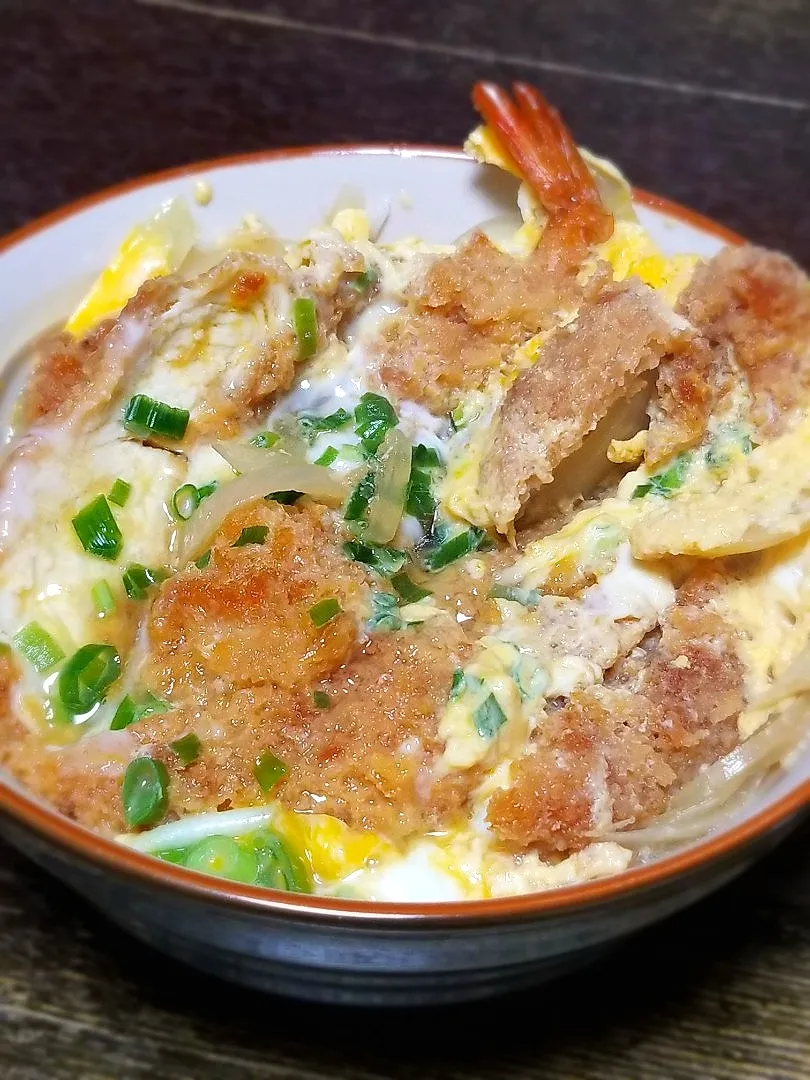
[0,148,806,856]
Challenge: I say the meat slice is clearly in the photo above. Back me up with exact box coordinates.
[646,244,810,464]
[375,232,606,414]
[479,277,692,533]
[487,576,745,854]
[24,242,366,439]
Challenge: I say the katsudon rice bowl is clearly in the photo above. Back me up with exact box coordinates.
[0,82,808,925]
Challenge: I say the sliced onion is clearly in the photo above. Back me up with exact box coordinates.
[177,449,347,562]
[364,428,411,544]
[117,805,277,853]
[752,643,810,710]
[602,698,809,850]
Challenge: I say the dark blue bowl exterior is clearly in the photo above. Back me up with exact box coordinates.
[1,810,803,1006]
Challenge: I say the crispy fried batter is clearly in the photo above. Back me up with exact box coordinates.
[480,277,691,533]
[375,233,605,413]
[647,244,810,463]
[134,618,474,841]
[488,577,744,854]
[147,500,365,698]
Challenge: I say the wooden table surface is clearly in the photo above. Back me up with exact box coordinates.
[1,2,809,1077]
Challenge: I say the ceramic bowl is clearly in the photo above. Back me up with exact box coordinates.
[0,147,808,1007]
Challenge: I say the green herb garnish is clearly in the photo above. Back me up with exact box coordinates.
[108,478,132,507]
[122,756,169,827]
[391,572,431,603]
[232,525,269,547]
[12,622,65,673]
[309,597,342,627]
[72,495,123,561]
[254,749,288,793]
[123,394,189,441]
[343,539,407,576]
[354,393,397,455]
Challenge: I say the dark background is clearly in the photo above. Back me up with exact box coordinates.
[1,2,808,1077]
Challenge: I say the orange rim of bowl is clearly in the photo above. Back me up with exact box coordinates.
[0,143,806,926]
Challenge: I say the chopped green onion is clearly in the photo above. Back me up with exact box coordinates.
[250,431,279,449]
[251,831,311,892]
[631,453,690,500]
[57,644,121,716]
[171,484,200,521]
[391,572,431,603]
[474,694,507,739]
[343,539,406,576]
[91,580,117,616]
[298,408,352,439]
[111,691,170,731]
[314,445,339,467]
[292,297,318,359]
[110,695,137,731]
[12,622,65,673]
[348,266,379,293]
[196,482,218,501]
[366,591,402,632]
[108,478,132,507]
[411,444,441,469]
[344,471,376,522]
[449,669,466,701]
[266,490,301,505]
[195,549,212,570]
[354,393,397,455]
[313,690,330,709]
[170,732,202,766]
[424,527,486,571]
[72,495,123,561]
[122,756,169,828]
[232,525,269,547]
[123,394,189,441]
[489,585,541,606]
[309,597,342,627]
[185,835,259,883]
[406,448,439,529]
[122,563,168,600]
[254,749,288,793]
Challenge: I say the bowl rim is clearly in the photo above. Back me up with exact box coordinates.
[0,142,806,926]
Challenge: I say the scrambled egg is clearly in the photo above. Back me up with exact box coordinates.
[66,198,195,337]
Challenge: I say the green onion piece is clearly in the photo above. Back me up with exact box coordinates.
[343,539,406,576]
[111,691,169,731]
[232,525,269,547]
[72,495,123,561]
[251,831,311,892]
[108,478,132,507]
[406,457,438,530]
[354,393,398,455]
[266,490,301,505]
[309,597,342,627]
[91,580,117,616]
[474,693,507,739]
[449,669,466,701]
[366,592,402,632]
[195,549,212,570]
[292,297,318,359]
[298,408,352,439]
[123,394,189,441]
[250,431,280,449]
[391,572,431,603]
[170,732,201,766]
[489,585,541,607]
[122,564,168,600]
[313,690,330,709]
[110,695,138,731]
[631,453,690,500]
[171,484,200,521]
[57,643,121,716]
[314,445,339,467]
[254,749,288,793]
[185,835,258,883]
[348,266,379,293]
[344,471,376,521]
[122,756,170,828]
[12,622,65,673]
[411,444,441,469]
[196,481,218,501]
[424,527,486,571]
